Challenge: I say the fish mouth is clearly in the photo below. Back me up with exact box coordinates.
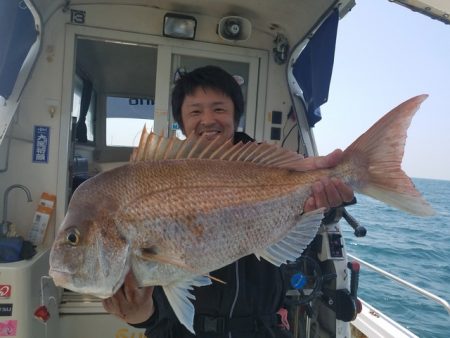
[49,269,72,287]
[49,269,113,299]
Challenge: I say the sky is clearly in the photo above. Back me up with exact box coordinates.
[314,0,450,181]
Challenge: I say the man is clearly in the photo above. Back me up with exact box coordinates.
[103,65,354,337]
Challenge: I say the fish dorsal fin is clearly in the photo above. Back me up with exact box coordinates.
[163,276,212,333]
[256,208,325,266]
[130,127,308,170]
[130,126,149,161]
[130,130,185,162]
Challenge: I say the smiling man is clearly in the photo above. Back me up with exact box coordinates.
[179,87,235,142]
[171,65,245,144]
[103,65,354,338]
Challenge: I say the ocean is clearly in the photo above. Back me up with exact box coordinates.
[342,178,450,338]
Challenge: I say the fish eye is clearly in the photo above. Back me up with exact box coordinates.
[66,229,80,246]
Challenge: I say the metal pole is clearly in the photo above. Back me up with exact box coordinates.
[347,253,450,315]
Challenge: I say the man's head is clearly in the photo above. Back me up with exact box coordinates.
[172,65,244,142]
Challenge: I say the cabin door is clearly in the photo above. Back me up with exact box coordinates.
[58,25,268,225]
[167,53,255,139]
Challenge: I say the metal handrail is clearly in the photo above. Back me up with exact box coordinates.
[347,253,450,315]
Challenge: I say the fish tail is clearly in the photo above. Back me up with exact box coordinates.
[341,94,435,216]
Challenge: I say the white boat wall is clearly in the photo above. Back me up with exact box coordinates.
[0,1,449,338]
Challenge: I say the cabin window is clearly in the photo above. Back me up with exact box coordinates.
[106,96,155,147]
[72,75,95,143]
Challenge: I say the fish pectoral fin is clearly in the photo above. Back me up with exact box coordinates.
[140,247,226,284]
[162,276,212,333]
[140,246,195,271]
[206,274,226,285]
[258,208,325,266]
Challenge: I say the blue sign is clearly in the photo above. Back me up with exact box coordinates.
[32,126,50,163]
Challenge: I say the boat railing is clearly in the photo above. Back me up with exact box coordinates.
[347,253,450,315]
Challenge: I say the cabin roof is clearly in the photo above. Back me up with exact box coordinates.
[33,0,354,42]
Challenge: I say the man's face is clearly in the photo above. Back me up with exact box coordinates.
[181,87,236,143]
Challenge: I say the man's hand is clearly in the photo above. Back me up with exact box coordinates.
[301,149,354,212]
[102,272,155,324]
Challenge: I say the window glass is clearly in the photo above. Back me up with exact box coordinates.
[72,75,95,142]
[106,96,155,147]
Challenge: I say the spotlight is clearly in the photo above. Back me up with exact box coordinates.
[163,13,197,40]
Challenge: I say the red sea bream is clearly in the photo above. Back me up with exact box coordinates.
[49,95,434,332]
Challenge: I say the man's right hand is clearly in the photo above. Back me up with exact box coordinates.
[102,271,155,324]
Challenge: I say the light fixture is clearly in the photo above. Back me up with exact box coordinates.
[163,13,197,40]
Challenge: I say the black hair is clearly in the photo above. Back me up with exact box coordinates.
[171,65,244,133]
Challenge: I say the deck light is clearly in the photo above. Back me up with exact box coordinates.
[163,13,197,40]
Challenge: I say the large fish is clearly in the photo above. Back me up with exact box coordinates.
[49,95,434,332]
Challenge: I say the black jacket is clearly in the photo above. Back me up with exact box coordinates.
[132,132,293,338]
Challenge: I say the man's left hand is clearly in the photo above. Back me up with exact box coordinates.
[300,149,354,212]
